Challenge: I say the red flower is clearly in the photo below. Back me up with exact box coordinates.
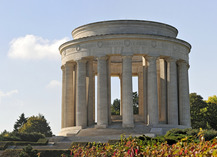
[135,149,138,155]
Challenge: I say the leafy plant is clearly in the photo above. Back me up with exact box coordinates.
[19,145,38,157]
[69,129,217,156]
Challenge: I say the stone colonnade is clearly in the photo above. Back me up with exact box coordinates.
[59,20,192,136]
[61,55,191,129]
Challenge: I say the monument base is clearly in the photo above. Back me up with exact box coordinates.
[95,124,107,129]
[58,126,82,136]
[58,122,191,137]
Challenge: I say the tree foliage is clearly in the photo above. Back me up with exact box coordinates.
[111,99,120,115]
[190,93,208,129]
[206,103,217,130]
[14,113,27,132]
[132,92,139,114]
[206,95,217,104]
[206,95,217,130]
[111,92,139,115]
[190,93,217,131]
[19,145,38,157]
[18,114,52,137]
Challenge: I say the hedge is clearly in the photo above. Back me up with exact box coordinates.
[1,149,70,157]
[0,132,45,142]
[0,138,48,150]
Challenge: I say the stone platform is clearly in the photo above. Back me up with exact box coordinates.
[6,122,189,151]
[58,122,190,142]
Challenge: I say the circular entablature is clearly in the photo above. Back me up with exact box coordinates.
[72,20,178,39]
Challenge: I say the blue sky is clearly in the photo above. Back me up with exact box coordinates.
[0,0,217,135]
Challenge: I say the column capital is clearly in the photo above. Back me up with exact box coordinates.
[165,57,177,63]
[119,73,122,79]
[85,56,94,61]
[61,65,65,70]
[96,56,108,60]
[65,61,76,66]
[76,59,87,64]
[177,60,190,68]
[146,56,158,62]
[122,55,132,59]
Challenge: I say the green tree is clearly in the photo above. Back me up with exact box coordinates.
[111,99,120,115]
[133,92,139,114]
[206,95,217,104]
[19,114,52,137]
[190,93,208,129]
[111,92,139,115]
[206,95,217,130]
[14,113,27,132]
[206,102,217,130]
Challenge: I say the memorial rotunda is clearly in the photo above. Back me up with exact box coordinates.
[59,20,191,136]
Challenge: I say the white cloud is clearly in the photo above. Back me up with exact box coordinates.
[0,89,18,97]
[8,35,69,60]
[0,89,19,105]
[46,80,61,89]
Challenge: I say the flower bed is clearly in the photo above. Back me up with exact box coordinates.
[69,129,217,156]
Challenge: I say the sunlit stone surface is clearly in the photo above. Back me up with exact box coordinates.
[58,20,191,136]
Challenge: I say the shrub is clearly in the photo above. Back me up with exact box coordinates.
[15,132,45,142]
[38,150,71,157]
[1,149,21,157]
[70,129,217,156]
[19,144,38,157]
[165,128,188,137]
[165,128,217,141]
[186,128,199,136]
[71,142,89,147]
[108,139,121,145]
[203,129,217,141]
[0,132,45,142]
[37,138,48,145]
[0,139,48,150]
[0,142,9,150]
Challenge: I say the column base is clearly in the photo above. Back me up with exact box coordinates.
[58,126,82,136]
[122,123,134,128]
[95,124,107,129]
[149,124,191,135]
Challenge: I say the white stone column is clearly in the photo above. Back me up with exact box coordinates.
[73,65,77,125]
[76,60,87,128]
[87,59,94,126]
[157,59,161,122]
[61,65,66,128]
[93,74,95,123]
[96,56,108,128]
[159,59,167,124]
[142,57,148,124]
[120,75,123,116]
[166,58,179,125]
[107,58,112,124]
[178,61,191,126]
[64,62,75,127]
[122,56,134,128]
[138,72,144,117]
[146,56,159,125]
